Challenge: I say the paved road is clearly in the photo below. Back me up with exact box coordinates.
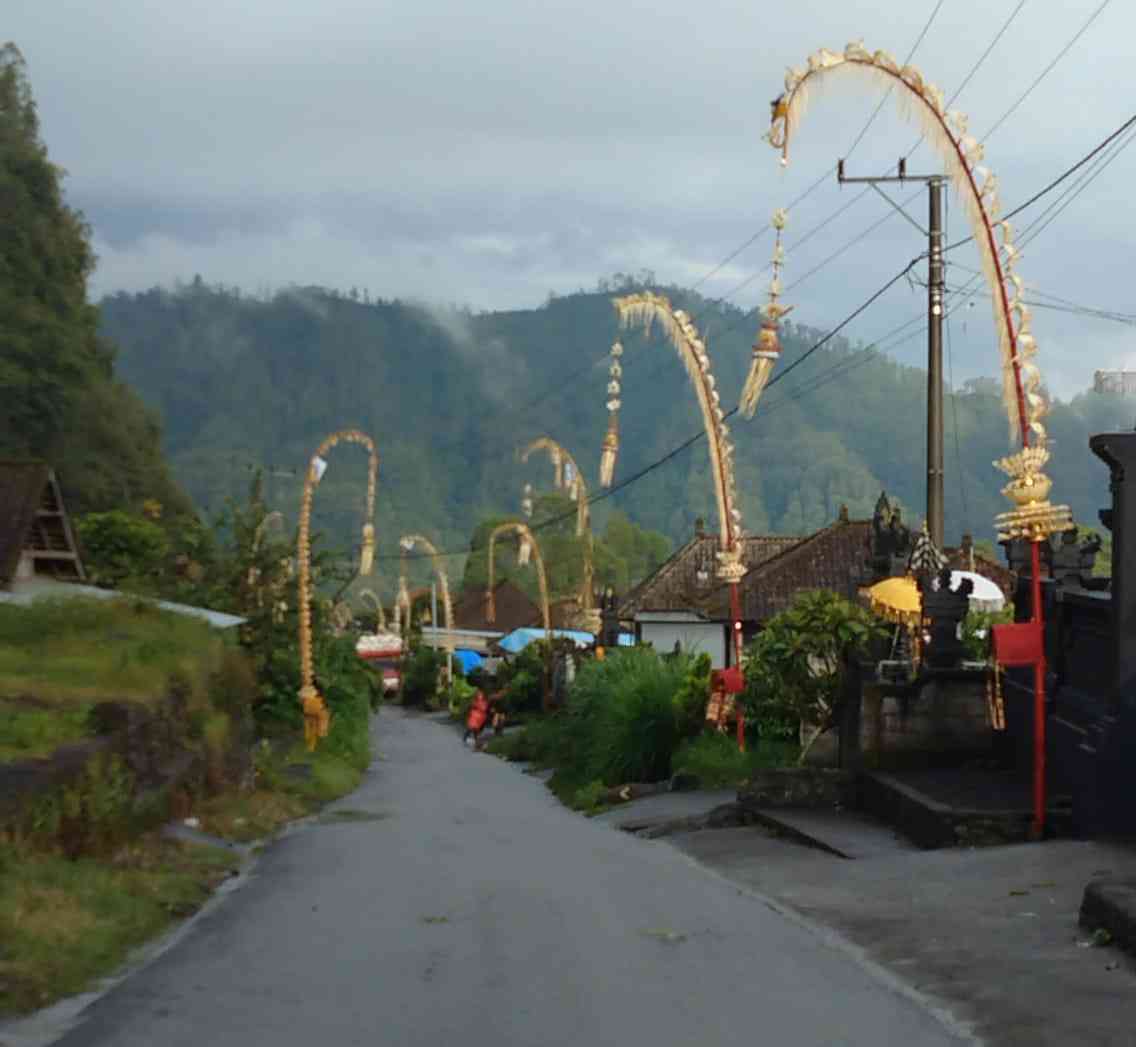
[53,710,968,1046]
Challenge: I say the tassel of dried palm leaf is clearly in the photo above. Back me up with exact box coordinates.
[360,523,375,576]
[599,414,619,488]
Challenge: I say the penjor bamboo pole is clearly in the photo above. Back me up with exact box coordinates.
[297,429,379,751]
[488,522,553,710]
[520,437,595,621]
[767,42,1073,836]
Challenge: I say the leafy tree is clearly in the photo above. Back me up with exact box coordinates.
[742,591,884,765]
[0,43,192,520]
[0,43,108,452]
[76,511,169,587]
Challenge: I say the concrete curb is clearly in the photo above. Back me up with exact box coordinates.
[1080,878,1136,957]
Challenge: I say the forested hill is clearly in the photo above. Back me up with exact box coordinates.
[100,277,1130,577]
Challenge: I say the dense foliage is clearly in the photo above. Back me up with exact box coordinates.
[97,276,1131,590]
[742,590,885,764]
[0,44,192,521]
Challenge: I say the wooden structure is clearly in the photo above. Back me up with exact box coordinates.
[0,460,84,589]
[452,579,538,633]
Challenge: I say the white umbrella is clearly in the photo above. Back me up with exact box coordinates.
[949,570,1005,613]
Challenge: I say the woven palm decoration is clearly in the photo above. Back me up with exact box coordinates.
[742,208,793,417]
[599,341,623,487]
[908,522,947,577]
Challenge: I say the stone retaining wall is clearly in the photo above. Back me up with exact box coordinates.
[737,768,854,810]
[0,683,253,852]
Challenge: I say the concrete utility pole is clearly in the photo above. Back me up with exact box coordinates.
[838,160,946,548]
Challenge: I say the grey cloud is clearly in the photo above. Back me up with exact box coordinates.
[9,0,1134,399]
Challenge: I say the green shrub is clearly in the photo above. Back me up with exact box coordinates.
[316,636,375,772]
[960,607,1014,662]
[672,652,712,739]
[447,676,476,720]
[401,645,445,707]
[742,590,884,765]
[495,643,547,714]
[672,732,797,788]
[549,647,692,786]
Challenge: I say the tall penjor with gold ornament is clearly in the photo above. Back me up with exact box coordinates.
[519,436,597,632]
[399,533,455,686]
[614,292,749,687]
[485,521,553,710]
[765,42,1072,836]
[296,429,378,751]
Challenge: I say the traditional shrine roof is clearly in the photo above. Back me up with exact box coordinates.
[705,516,873,624]
[618,532,802,619]
[451,578,538,633]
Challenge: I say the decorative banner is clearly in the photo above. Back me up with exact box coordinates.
[742,208,793,418]
[310,456,329,482]
[599,340,623,487]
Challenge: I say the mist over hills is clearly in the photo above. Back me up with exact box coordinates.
[99,276,1131,588]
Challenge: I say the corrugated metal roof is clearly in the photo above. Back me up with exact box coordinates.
[0,578,246,629]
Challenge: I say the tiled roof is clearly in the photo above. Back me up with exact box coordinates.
[452,579,539,633]
[706,518,873,623]
[619,533,802,618]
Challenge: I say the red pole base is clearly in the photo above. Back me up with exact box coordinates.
[1030,541,1047,841]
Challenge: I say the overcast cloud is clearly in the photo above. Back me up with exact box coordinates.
[9,0,1134,395]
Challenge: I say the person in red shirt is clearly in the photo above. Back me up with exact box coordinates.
[464,688,490,749]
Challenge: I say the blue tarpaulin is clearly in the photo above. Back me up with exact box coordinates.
[494,629,637,653]
[453,648,484,673]
[496,627,594,653]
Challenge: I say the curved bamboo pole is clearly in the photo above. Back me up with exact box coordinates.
[246,510,284,607]
[358,588,387,632]
[486,521,553,711]
[399,533,454,686]
[613,293,745,580]
[520,436,595,623]
[766,44,1072,834]
[297,429,379,750]
[769,43,1037,451]
[614,293,747,745]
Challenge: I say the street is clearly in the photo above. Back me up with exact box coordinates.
[53,710,968,1046]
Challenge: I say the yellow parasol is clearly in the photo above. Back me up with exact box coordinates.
[863,576,922,628]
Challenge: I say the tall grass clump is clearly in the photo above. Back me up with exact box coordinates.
[557,647,691,786]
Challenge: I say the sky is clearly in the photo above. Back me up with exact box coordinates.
[9,0,1135,397]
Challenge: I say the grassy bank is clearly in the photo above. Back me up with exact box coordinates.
[0,834,237,1015]
[0,597,378,1015]
[0,597,232,763]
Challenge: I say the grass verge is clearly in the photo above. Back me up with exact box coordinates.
[0,835,237,1016]
[195,740,368,842]
[672,732,798,788]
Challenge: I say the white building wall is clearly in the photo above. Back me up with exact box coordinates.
[639,621,727,668]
